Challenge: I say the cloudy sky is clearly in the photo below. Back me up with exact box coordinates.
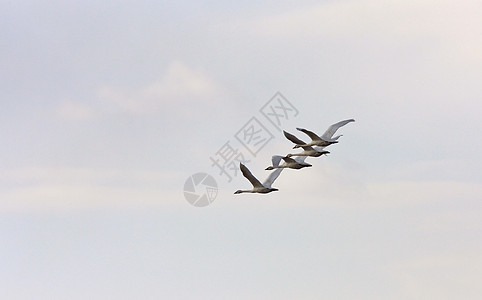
[1,0,481,299]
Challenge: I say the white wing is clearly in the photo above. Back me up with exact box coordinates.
[321,119,355,139]
[293,156,308,163]
[270,155,284,167]
[240,163,264,188]
[281,156,298,164]
[296,127,323,142]
[313,146,327,152]
[263,168,283,188]
[283,130,306,145]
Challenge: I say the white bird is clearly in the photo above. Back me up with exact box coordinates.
[294,119,355,148]
[265,155,312,170]
[283,130,330,158]
[234,163,282,194]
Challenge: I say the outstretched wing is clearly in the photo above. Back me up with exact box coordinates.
[263,168,283,188]
[296,127,323,142]
[239,163,263,188]
[283,130,306,145]
[293,156,308,163]
[301,145,316,151]
[271,155,284,167]
[321,119,355,139]
[313,146,329,154]
[281,156,298,164]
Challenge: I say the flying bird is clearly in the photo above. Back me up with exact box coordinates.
[234,163,282,194]
[286,146,329,158]
[283,130,330,158]
[265,155,312,170]
[294,119,355,148]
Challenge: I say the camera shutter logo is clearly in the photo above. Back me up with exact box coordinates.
[183,173,218,207]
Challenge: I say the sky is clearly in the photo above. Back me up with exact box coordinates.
[1,0,481,299]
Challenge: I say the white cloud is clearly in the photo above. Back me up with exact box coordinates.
[53,61,225,120]
[386,159,482,182]
[384,252,482,299]
[0,167,185,213]
[246,0,481,37]
[0,167,179,185]
[267,160,482,208]
[97,61,223,114]
[55,100,96,121]
[0,185,176,213]
[365,180,482,207]
[244,0,482,62]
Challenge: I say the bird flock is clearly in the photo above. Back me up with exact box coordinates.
[234,119,355,194]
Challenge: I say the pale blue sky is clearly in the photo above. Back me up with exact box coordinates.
[1,1,481,299]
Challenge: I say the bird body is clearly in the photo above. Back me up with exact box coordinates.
[293,119,355,148]
[283,130,330,158]
[234,163,282,194]
[286,146,329,158]
[265,155,312,170]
